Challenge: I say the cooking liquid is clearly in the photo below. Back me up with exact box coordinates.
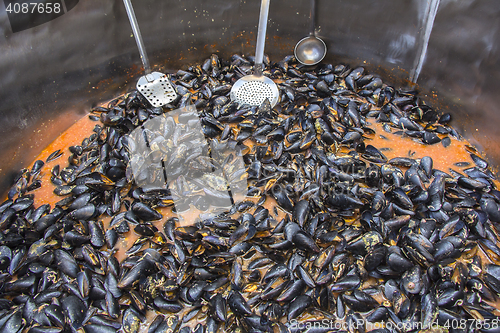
[20,105,500,330]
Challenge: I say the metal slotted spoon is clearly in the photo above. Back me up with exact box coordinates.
[230,0,279,108]
[123,0,177,107]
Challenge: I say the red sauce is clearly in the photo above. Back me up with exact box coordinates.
[23,112,499,260]
[13,106,500,328]
[367,121,473,172]
[30,115,99,207]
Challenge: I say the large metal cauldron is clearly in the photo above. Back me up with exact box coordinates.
[0,0,499,194]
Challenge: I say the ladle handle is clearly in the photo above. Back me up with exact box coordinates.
[254,0,270,77]
[309,0,316,36]
[123,0,151,74]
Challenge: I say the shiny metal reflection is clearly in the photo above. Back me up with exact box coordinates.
[294,35,327,65]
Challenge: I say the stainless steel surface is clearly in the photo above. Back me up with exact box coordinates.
[294,0,327,65]
[0,0,499,194]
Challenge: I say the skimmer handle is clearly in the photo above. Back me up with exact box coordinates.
[254,0,270,77]
[123,0,151,75]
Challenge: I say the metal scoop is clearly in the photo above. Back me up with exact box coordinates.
[123,0,177,107]
[230,0,279,108]
[294,0,327,66]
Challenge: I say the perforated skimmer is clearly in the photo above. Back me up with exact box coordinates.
[123,0,177,107]
[230,0,279,108]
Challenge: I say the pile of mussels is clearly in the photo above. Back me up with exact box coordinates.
[1,54,500,333]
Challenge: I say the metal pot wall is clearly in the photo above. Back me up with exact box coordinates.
[0,0,499,194]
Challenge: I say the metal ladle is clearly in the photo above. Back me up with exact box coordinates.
[294,0,327,66]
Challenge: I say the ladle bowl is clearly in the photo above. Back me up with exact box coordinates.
[294,35,327,65]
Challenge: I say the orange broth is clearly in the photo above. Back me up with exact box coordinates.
[16,109,500,328]
[23,111,500,262]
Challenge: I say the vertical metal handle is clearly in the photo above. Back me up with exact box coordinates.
[123,0,151,74]
[254,0,270,76]
[310,0,316,36]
